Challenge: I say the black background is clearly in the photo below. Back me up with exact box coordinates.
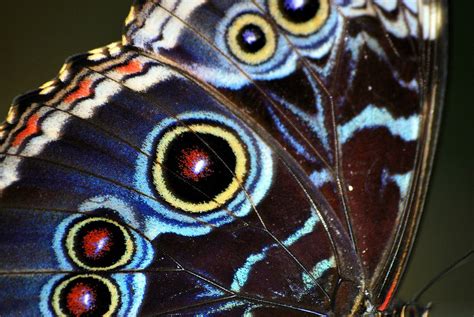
[0,1,472,315]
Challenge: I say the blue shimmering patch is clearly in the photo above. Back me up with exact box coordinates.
[267,106,316,163]
[310,168,332,188]
[53,215,82,270]
[195,300,257,317]
[269,67,332,159]
[114,273,147,316]
[231,209,320,292]
[338,105,420,144]
[195,281,227,299]
[39,275,65,316]
[302,256,335,290]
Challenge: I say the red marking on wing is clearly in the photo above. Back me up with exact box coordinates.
[378,278,398,311]
[116,60,143,75]
[65,79,93,104]
[66,282,97,316]
[83,228,113,259]
[12,114,40,147]
[179,148,212,182]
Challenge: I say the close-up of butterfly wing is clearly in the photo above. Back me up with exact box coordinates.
[122,0,447,312]
[0,0,451,316]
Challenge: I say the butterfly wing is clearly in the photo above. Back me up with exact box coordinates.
[124,0,447,312]
[0,42,361,315]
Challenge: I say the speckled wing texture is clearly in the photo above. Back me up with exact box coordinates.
[0,0,446,316]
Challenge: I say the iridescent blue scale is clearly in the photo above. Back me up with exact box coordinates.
[0,0,446,316]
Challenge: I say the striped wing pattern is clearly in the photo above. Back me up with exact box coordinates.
[0,0,446,315]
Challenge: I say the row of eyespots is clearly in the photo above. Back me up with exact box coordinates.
[45,112,270,313]
[226,0,330,65]
[49,217,140,316]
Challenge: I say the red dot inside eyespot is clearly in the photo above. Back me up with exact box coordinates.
[178,148,213,182]
[82,228,113,259]
[66,282,96,317]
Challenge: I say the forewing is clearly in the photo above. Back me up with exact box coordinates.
[0,44,360,315]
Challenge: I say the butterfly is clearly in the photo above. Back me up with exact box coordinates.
[0,0,447,316]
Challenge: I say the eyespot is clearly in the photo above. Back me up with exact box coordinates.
[52,275,119,317]
[226,13,277,65]
[268,0,330,36]
[65,217,134,271]
[153,124,248,213]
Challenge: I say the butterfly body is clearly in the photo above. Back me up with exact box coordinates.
[0,0,446,316]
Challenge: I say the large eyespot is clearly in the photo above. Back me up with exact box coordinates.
[66,217,134,271]
[52,275,119,317]
[226,13,277,65]
[153,124,248,213]
[268,0,330,36]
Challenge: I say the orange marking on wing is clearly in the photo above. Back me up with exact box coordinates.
[65,79,93,104]
[12,114,40,147]
[116,60,143,75]
[378,278,398,311]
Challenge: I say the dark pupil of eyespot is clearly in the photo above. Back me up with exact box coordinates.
[73,220,127,268]
[279,0,320,23]
[163,131,236,206]
[60,277,112,316]
[237,24,267,53]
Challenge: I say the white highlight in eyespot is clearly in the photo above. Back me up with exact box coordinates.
[193,159,207,174]
[338,105,420,144]
[82,292,92,308]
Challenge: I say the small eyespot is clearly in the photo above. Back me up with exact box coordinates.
[268,0,330,36]
[65,217,134,271]
[153,124,248,213]
[52,275,119,317]
[226,13,277,65]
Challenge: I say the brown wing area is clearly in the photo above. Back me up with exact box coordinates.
[123,0,446,312]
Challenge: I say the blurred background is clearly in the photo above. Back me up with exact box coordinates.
[0,1,472,316]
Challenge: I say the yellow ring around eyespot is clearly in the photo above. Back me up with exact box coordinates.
[66,217,134,271]
[153,124,248,213]
[227,13,277,65]
[52,274,119,317]
[268,0,330,36]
